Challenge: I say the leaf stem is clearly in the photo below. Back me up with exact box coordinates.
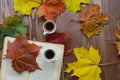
[99,61,120,66]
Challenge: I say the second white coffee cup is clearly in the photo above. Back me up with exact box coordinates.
[43,20,57,35]
[42,49,58,62]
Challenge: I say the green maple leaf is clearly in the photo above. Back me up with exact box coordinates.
[65,46,102,80]
[0,15,27,49]
[14,0,41,15]
[63,0,90,13]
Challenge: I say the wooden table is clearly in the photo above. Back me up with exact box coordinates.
[1,0,120,80]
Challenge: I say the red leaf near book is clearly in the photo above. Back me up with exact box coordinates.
[46,32,72,56]
[5,36,42,73]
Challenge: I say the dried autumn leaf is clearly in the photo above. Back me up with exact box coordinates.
[80,4,100,22]
[14,0,41,15]
[45,32,72,56]
[37,0,66,20]
[80,20,104,38]
[115,27,120,40]
[63,0,90,13]
[5,36,42,73]
[114,41,120,55]
[80,4,109,38]
[65,46,102,80]
[114,27,120,54]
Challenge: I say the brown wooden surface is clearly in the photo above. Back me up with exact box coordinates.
[1,0,120,80]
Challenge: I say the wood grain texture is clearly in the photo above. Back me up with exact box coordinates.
[0,0,120,80]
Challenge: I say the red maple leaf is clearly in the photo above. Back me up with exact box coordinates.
[46,32,72,56]
[5,36,42,73]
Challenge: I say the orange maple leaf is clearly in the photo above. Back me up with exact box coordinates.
[114,26,120,54]
[80,4,100,22]
[80,4,109,38]
[37,0,66,20]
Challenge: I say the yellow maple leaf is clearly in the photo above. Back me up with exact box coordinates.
[63,0,90,13]
[65,46,102,80]
[14,0,41,15]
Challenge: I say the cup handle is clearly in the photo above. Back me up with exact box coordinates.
[54,57,58,62]
[43,31,47,35]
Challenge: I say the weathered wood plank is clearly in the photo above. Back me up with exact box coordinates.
[101,0,120,80]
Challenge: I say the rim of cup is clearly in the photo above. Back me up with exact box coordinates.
[42,49,57,62]
[43,20,57,35]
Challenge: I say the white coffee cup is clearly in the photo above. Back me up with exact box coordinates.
[42,49,58,62]
[43,20,57,35]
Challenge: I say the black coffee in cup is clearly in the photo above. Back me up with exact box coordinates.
[44,22,55,31]
[45,49,55,59]
[43,20,57,35]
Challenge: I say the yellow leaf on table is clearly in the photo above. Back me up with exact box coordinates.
[63,0,90,13]
[14,0,41,15]
[65,46,102,80]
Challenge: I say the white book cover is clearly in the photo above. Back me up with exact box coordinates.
[0,37,64,80]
